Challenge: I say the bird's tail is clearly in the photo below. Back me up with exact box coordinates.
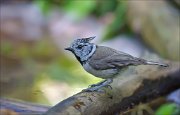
[146,61,169,67]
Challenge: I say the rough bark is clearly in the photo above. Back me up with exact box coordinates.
[44,61,180,115]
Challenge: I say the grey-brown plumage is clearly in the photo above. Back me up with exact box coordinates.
[65,37,168,91]
[83,46,144,79]
[88,46,147,70]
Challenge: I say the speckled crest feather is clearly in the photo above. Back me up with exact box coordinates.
[69,37,96,62]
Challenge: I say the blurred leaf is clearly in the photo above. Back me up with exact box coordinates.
[63,0,96,20]
[35,0,52,15]
[103,1,130,40]
[95,0,117,16]
[155,103,179,115]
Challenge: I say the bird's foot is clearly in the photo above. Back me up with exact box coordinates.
[88,80,107,88]
[83,86,105,93]
[83,79,113,92]
[104,84,112,89]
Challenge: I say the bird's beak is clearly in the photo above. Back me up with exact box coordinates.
[65,47,73,52]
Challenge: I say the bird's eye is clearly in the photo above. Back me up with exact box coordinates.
[77,45,83,49]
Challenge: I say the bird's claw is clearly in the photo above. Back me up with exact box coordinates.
[82,87,106,93]
[88,84,98,88]
[88,80,107,88]
[82,87,98,92]
[83,84,112,92]
[104,85,112,89]
[83,79,113,92]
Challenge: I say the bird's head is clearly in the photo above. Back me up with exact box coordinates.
[65,36,96,62]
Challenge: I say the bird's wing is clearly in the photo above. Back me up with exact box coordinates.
[88,46,145,70]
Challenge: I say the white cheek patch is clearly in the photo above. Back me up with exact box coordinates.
[81,45,96,61]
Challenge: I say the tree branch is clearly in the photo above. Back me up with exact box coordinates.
[44,61,180,115]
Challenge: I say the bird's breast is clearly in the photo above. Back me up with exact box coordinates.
[83,63,118,79]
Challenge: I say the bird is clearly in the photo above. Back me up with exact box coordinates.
[65,36,168,92]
